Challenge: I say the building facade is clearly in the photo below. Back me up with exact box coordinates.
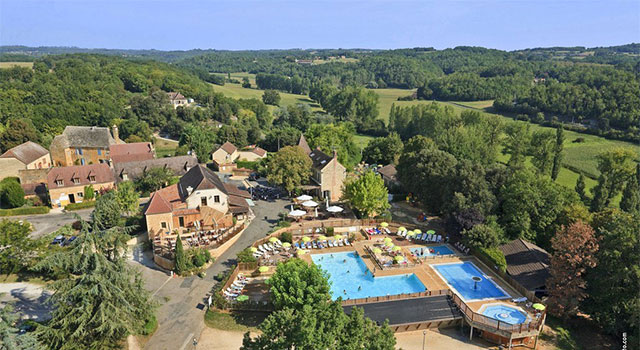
[0,141,51,179]
[50,126,120,167]
[298,135,347,202]
[46,163,115,207]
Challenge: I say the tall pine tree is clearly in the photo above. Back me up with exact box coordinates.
[590,174,611,212]
[551,126,564,181]
[575,174,588,204]
[620,164,640,214]
[175,234,188,274]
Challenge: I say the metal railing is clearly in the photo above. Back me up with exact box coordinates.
[341,289,450,306]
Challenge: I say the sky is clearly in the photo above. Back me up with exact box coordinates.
[1,0,638,51]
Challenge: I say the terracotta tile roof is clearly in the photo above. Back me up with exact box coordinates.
[220,142,237,154]
[228,194,249,209]
[251,147,267,157]
[167,92,186,101]
[109,142,154,163]
[224,184,251,199]
[47,163,114,189]
[499,238,551,291]
[200,206,226,226]
[145,190,173,215]
[0,141,49,165]
[178,165,228,198]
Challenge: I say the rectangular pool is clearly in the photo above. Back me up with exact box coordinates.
[431,261,509,301]
[311,251,426,300]
[409,245,455,257]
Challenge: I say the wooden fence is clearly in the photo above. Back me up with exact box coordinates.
[341,289,450,306]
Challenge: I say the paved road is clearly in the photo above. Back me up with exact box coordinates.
[0,283,52,321]
[16,208,94,238]
[135,198,289,350]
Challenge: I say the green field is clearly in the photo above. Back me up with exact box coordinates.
[207,74,639,192]
[353,134,375,149]
[0,62,33,69]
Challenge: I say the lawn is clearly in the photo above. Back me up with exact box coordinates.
[153,135,180,158]
[0,61,33,69]
[353,134,374,149]
[210,82,323,113]
[204,309,266,333]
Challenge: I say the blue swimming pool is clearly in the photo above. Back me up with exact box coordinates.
[431,262,509,301]
[409,245,455,257]
[311,251,426,300]
[481,304,528,324]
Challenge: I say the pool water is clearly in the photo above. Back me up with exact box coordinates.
[409,245,455,257]
[481,304,528,324]
[431,262,509,301]
[311,251,426,300]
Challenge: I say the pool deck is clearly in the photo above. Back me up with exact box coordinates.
[304,239,528,316]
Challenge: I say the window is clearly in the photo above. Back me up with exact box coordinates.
[201,197,207,206]
[72,178,80,185]
[80,158,85,165]
[77,192,83,198]
[97,149,102,155]
[122,174,128,181]
[55,180,64,186]
[178,217,185,227]
[76,148,83,155]
[214,195,220,203]
[161,222,167,229]
[89,175,96,182]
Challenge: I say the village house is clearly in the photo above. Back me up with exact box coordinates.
[144,165,250,241]
[166,92,192,109]
[109,142,155,164]
[49,126,121,167]
[0,141,52,179]
[211,141,239,173]
[237,145,267,162]
[47,163,115,207]
[298,135,346,202]
[112,155,198,183]
[500,238,551,298]
[377,164,399,188]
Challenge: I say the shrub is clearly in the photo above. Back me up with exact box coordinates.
[139,315,157,336]
[83,185,95,200]
[237,248,257,263]
[193,254,206,267]
[279,231,292,243]
[0,206,50,216]
[325,227,334,235]
[1,179,25,208]
[572,137,585,143]
[477,247,507,272]
[71,220,83,230]
[65,201,96,211]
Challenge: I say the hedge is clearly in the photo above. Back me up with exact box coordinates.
[236,160,259,171]
[0,206,50,216]
[65,201,96,211]
[477,247,507,273]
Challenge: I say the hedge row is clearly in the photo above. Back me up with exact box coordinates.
[0,206,50,216]
[477,246,507,273]
[65,201,96,211]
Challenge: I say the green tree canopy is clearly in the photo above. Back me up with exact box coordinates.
[266,146,312,194]
[362,132,403,165]
[262,89,281,106]
[114,181,140,215]
[179,123,217,163]
[342,170,390,218]
[92,192,123,230]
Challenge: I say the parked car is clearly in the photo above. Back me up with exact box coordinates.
[51,235,65,245]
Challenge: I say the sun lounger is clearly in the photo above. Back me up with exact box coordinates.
[253,252,262,258]
[312,242,318,249]
[224,290,239,298]
[338,239,344,247]
[436,235,442,242]
[465,247,470,254]
[344,239,350,246]
[327,240,333,247]
[294,242,300,249]
[423,234,430,242]
[512,297,527,303]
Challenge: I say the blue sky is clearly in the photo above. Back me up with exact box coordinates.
[1,0,638,51]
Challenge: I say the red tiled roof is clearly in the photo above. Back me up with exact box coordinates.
[378,164,397,179]
[167,92,186,101]
[109,142,154,163]
[298,134,311,154]
[46,163,114,189]
[251,147,267,157]
[0,141,49,165]
[145,191,173,215]
[224,184,251,199]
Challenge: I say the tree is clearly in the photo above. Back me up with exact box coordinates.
[80,185,94,203]
[342,170,390,218]
[362,133,403,165]
[268,259,331,310]
[620,164,640,214]
[502,122,531,168]
[34,220,155,350]
[236,248,257,264]
[546,221,598,320]
[0,303,45,350]
[174,235,187,275]
[179,123,217,163]
[584,209,639,343]
[262,90,281,106]
[550,126,564,181]
[274,104,313,131]
[266,146,312,194]
[595,148,636,204]
[461,216,503,249]
[590,173,611,212]
[115,181,139,215]
[0,119,39,152]
[261,127,301,152]
[134,167,174,194]
[529,130,555,176]
[0,179,25,208]
[242,77,251,88]
[92,192,123,230]
[305,123,362,168]
[574,174,588,204]
[0,220,42,275]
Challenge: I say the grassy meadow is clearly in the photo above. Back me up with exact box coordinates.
[0,62,34,69]
[207,73,639,195]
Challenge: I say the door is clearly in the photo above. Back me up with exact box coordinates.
[69,193,76,204]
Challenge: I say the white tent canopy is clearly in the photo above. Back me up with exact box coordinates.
[326,206,344,213]
[302,200,318,207]
[296,195,313,201]
[288,210,307,217]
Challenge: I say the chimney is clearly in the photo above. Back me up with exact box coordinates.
[333,149,338,159]
[112,125,120,142]
[187,186,193,196]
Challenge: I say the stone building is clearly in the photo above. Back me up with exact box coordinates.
[49,126,121,167]
[0,141,51,179]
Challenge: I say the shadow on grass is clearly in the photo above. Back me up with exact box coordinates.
[204,309,268,332]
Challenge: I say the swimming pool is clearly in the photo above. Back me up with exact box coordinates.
[409,245,455,257]
[311,251,426,300]
[431,262,509,301]
[480,304,528,324]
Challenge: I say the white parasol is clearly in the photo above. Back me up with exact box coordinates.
[326,206,344,213]
[296,195,313,201]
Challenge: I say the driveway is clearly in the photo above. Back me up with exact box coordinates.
[14,208,94,239]
[133,198,290,350]
[0,282,52,321]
